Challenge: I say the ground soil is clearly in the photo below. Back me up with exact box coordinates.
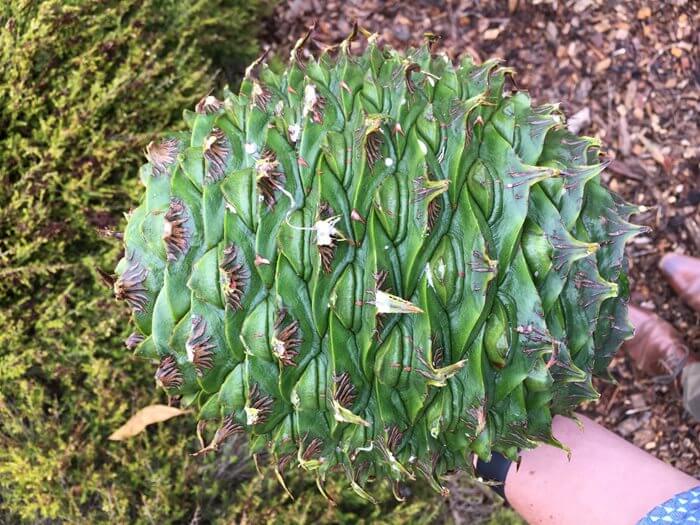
[260,0,700,485]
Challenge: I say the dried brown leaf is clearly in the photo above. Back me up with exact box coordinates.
[109,405,189,440]
[483,28,502,40]
[639,134,671,174]
[573,0,593,14]
[618,112,631,156]
[594,57,611,74]
[567,107,591,134]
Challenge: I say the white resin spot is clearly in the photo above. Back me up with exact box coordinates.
[384,157,394,167]
[244,142,257,155]
[288,123,301,143]
[314,216,341,246]
[272,337,285,358]
[302,84,317,118]
[245,407,261,425]
[162,219,173,239]
[437,259,446,281]
[425,263,435,289]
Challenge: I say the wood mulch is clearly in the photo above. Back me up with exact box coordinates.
[261,0,700,483]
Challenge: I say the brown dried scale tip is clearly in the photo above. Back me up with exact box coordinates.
[146,137,180,176]
[256,149,286,208]
[186,315,216,376]
[333,372,357,409]
[427,199,441,232]
[193,415,245,456]
[163,198,190,262]
[124,332,145,350]
[220,245,250,311]
[246,384,273,425]
[345,20,359,48]
[252,81,272,111]
[405,63,421,94]
[424,32,441,53]
[318,238,334,273]
[365,129,383,167]
[155,355,183,389]
[245,51,274,113]
[319,201,333,219]
[272,309,301,367]
[292,21,316,68]
[204,128,231,183]
[114,256,148,312]
[302,83,326,124]
[96,267,116,289]
[211,415,244,447]
[374,270,389,291]
[317,202,338,273]
[302,437,323,461]
[277,453,294,473]
[431,335,444,368]
[195,94,223,115]
[386,426,404,453]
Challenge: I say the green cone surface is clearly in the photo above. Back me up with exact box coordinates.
[115,30,643,499]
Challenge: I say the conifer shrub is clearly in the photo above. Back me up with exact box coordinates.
[0,1,276,521]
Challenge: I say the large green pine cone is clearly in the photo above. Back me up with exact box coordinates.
[115,31,643,498]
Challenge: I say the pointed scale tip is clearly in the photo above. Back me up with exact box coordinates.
[374,291,424,314]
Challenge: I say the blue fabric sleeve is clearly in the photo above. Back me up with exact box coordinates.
[638,486,700,524]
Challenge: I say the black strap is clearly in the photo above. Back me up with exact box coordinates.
[475,451,512,501]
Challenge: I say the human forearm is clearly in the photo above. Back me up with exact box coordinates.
[505,414,697,525]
